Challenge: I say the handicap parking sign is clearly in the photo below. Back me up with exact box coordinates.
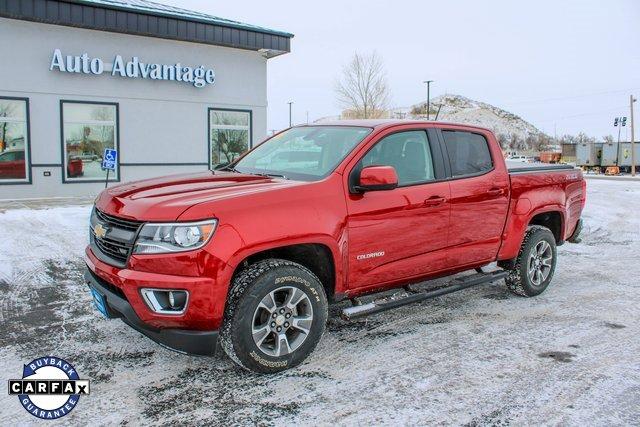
[102,148,117,171]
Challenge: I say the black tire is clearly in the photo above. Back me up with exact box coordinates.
[219,259,328,373]
[502,226,557,297]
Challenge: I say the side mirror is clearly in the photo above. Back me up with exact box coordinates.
[355,165,398,192]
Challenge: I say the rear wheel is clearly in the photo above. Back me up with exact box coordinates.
[220,259,328,373]
[502,226,557,297]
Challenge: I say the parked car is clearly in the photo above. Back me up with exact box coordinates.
[77,153,101,162]
[506,155,531,163]
[67,157,84,178]
[0,149,26,179]
[85,121,585,373]
[539,152,562,163]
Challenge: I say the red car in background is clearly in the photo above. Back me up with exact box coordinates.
[67,157,84,178]
[0,149,26,179]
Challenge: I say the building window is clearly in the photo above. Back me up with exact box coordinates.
[61,101,119,182]
[0,97,30,183]
[209,109,251,168]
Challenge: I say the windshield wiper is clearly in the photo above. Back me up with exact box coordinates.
[219,165,287,180]
[218,165,240,173]
[255,172,288,180]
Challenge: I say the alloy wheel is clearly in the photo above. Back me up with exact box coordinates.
[527,240,553,286]
[251,286,313,357]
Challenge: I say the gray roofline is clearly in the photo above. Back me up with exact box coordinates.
[68,0,294,37]
[0,0,293,57]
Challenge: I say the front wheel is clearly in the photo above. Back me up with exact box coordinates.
[220,259,328,373]
[502,226,557,297]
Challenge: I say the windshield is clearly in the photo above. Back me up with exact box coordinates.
[231,126,372,181]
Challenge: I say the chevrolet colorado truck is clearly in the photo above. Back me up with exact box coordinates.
[85,120,585,373]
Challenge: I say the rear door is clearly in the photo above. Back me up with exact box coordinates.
[345,127,451,291]
[439,128,510,267]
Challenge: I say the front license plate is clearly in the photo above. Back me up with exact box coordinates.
[89,287,110,318]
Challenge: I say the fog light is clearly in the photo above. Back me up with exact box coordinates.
[168,291,187,310]
[141,289,188,315]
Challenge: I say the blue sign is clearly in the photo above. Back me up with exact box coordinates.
[102,148,117,171]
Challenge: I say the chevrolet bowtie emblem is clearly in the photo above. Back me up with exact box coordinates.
[94,223,108,239]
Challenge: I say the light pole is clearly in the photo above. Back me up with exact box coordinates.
[613,116,626,145]
[288,101,294,127]
[423,80,434,120]
[631,95,636,176]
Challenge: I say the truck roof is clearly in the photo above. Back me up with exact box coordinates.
[305,119,493,133]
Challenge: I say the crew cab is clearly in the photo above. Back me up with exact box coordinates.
[84,120,585,373]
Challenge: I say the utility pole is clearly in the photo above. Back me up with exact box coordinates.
[288,101,293,127]
[423,80,434,120]
[631,95,637,177]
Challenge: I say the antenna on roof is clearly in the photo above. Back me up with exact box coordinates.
[434,104,442,121]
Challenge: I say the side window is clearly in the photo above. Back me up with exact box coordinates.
[442,130,493,176]
[361,130,435,186]
[61,101,118,182]
[0,97,30,182]
[209,109,251,168]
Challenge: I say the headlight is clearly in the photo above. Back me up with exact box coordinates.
[133,220,217,254]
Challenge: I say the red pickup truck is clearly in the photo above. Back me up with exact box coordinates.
[85,120,585,373]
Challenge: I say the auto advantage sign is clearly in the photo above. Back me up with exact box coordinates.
[49,49,215,88]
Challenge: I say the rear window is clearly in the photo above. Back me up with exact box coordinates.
[442,131,493,176]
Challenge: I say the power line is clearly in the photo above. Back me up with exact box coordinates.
[501,87,640,106]
[535,105,628,123]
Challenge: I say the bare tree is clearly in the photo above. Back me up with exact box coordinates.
[508,133,526,151]
[525,134,538,150]
[575,132,596,144]
[496,133,510,150]
[334,52,390,119]
[0,103,15,152]
[559,134,577,145]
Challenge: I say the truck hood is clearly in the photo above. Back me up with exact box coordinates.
[95,171,298,221]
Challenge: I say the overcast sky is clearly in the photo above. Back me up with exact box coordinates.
[168,0,640,139]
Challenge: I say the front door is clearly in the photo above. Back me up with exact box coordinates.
[345,129,451,291]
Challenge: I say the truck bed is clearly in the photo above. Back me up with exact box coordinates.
[503,161,584,257]
[506,161,576,174]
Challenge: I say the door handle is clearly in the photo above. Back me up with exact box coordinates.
[424,196,446,207]
[487,188,504,197]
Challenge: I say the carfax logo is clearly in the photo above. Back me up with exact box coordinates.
[8,356,90,420]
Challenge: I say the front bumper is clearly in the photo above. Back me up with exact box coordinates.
[84,267,218,356]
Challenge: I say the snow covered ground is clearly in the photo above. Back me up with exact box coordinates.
[0,179,639,426]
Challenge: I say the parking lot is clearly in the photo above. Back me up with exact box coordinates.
[1,178,638,426]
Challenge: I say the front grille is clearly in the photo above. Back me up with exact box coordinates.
[95,209,142,232]
[92,209,143,266]
[94,236,131,263]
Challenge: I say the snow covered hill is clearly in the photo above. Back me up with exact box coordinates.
[394,94,544,142]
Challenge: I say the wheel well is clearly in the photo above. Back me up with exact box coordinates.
[529,211,563,243]
[236,243,336,300]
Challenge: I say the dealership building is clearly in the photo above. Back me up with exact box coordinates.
[0,0,292,199]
